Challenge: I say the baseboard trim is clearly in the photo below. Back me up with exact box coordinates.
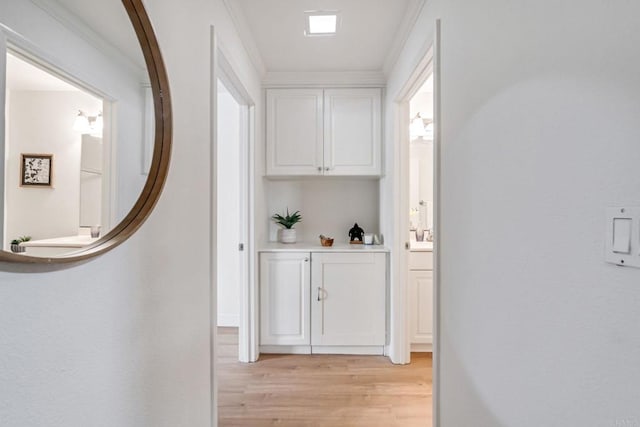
[217,314,239,327]
[259,345,386,356]
[312,346,384,355]
[260,345,311,355]
[410,343,433,352]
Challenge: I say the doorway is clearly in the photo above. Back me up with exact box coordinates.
[213,47,255,365]
[406,71,435,355]
[216,79,244,329]
[393,21,441,427]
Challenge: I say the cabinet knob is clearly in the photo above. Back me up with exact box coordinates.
[317,166,322,172]
[324,167,330,171]
[304,257,309,262]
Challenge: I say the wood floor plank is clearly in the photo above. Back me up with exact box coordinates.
[217,328,432,426]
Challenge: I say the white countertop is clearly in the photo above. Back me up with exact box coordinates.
[410,241,433,252]
[21,235,99,248]
[260,242,390,253]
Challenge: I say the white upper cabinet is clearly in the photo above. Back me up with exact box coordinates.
[266,89,324,176]
[323,89,381,176]
[266,88,382,177]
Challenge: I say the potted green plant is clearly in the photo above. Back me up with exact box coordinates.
[271,209,302,243]
[10,236,31,253]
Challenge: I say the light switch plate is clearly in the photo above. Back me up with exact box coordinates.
[605,207,640,268]
[612,218,632,254]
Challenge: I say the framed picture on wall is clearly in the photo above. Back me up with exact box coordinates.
[20,154,53,187]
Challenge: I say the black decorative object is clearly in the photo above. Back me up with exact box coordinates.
[348,223,364,244]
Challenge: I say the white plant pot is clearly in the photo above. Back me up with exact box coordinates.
[279,228,296,244]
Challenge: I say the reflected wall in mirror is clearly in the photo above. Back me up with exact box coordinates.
[0,0,164,260]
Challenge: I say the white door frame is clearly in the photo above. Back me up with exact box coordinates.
[391,20,441,426]
[211,33,257,365]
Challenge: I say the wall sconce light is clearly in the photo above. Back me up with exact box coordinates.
[410,113,434,140]
[410,113,427,138]
[73,110,103,136]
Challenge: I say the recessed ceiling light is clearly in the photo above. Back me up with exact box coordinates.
[309,15,336,34]
[305,11,339,36]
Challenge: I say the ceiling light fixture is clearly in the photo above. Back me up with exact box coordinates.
[305,11,339,36]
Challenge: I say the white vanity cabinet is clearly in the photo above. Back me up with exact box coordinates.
[259,249,387,355]
[259,252,311,347]
[311,252,386,352]
[266,88,382,177]
[408,251,434,350]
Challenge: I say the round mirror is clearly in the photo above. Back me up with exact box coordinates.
[0,0,171,263]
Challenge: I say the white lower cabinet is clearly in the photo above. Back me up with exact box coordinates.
[311,252,386,350]
[259,251,386,355]
[408,251,434,350]
[408,270,433,345]
[259,252,311,347]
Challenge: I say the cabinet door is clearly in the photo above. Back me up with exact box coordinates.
[311,252,386,346]
[260,252,311,345]
[409,270,433,344]
[323,88,381,176]
[266,89,324,176]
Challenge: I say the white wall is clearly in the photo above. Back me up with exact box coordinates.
[385,0,640,425]
[5,90,101,245]
[266,179,380,244]
[0,0,262,426]
[217,83,241,327]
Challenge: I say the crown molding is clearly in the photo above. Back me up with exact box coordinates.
[263,71,386,88]
[222,0,267,78]
[382,0,427,76]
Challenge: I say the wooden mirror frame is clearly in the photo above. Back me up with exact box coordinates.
[0,0,172,264]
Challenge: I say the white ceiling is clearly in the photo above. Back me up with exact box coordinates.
[232,0,416,72]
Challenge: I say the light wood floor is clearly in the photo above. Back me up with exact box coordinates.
[217,327,432,427]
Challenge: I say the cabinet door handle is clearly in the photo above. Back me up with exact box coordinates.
[324,167,331,171]
[317,287,322,301]
[317,166,322,172]
[304,257,309,262]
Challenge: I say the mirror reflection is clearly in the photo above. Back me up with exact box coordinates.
[1,0,154,257]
